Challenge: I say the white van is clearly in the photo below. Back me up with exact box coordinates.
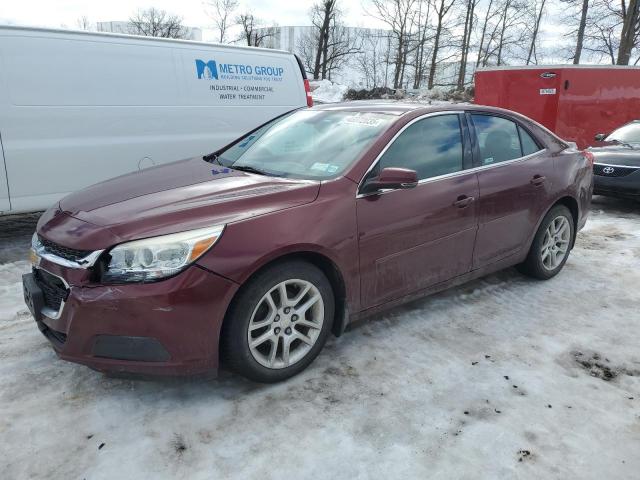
[0,26,312,214]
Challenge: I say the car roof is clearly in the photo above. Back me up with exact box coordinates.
[311,101,520,117]
[311,101,569,150]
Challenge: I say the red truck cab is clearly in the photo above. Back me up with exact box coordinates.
[474,65,640,149]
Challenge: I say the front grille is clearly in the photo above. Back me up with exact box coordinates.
[33,269,68,311]
[35,320,67,347]
[593,164,638,177]
[44,327,67,345]
[38,235,92,262]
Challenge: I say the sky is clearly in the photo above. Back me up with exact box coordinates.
[0,0,569,60]
[0,0,386,39]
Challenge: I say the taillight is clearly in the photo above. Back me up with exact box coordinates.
[304,79,313,107]
[582,150,595,166]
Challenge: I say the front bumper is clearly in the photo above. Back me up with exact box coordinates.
[593,168,640,198]
[24,264,238,376]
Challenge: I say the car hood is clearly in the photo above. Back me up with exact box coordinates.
[590,146,640,168]
[39,157,320,250]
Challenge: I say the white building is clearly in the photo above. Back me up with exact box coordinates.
[96,21,202,41]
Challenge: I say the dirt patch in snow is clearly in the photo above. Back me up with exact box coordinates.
[518,449,533,462]
[573,351,640,382]
[577,224,635,250]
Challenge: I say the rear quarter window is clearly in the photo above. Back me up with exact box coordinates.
[519,126,542,156]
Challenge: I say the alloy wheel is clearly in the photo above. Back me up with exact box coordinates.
[247,279,324,369]
[540,215,571,271]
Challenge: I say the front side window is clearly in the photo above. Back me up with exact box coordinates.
[472,114,537,165]
[377,114,464,181]
[217,110,396,180]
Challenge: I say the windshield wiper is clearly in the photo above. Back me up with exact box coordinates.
[610,139,635,149]
[231,165,272,176]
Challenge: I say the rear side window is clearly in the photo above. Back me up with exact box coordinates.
[472,115,522,165]
[378,114,463,180]
[519,126,542,156]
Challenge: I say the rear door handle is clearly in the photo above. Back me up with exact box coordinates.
[453,195,475,208]
[530,175,546,186]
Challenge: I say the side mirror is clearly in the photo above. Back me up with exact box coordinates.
[594,133,607,142]
[361,167,418,194]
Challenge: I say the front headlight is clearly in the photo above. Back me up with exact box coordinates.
[102,225,225,283]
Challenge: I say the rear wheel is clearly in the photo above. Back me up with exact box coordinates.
[221,261,334,383]
[518,205,575,280]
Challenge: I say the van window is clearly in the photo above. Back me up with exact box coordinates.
[377,115,463,180]
[472,114,522,165]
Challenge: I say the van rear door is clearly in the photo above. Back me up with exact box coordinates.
[0,132,9,212]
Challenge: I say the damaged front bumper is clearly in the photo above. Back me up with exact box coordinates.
[24,259,238,376]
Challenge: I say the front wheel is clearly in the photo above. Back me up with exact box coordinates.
[220,261,334,383]
[518,205,575,280]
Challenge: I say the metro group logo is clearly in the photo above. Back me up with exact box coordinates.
[195,58,285,82]
[196,59,219,80]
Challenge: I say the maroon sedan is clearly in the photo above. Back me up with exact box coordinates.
[23,104,593,382]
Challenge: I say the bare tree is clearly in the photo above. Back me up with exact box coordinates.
[526,0,547,64]
[583,7,620,62]
[76,16,92,31]
[617,0,640,64]
[311,0,337,80]
[302,1,363,80]
[412,0,433,89]
[370,0,420,89]
[327,27,360,79]
[582,0,639,64]
[355,31,389,87]
[128,8,188,39]
[561,0,591,63]
[236,13,275,47]
[207,0,239,43]
[475,0,499,66]
[457,0,479,90]
[427,0,457,90]
[486,0,530,65]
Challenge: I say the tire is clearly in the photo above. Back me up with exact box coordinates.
[518,205,575,280]
[220,260,335,383]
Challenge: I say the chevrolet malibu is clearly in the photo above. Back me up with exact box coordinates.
[23,104,593,383]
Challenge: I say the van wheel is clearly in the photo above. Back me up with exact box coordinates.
[518,205,575,280]
[221,261,334,383]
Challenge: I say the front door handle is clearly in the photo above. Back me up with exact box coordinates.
[453,195,475,208]
[530,175,546,186]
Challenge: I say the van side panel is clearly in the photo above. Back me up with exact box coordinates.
[0,49,10,212]
[0,29,306,213]
[474,68,561,133]
[0,132,10,213]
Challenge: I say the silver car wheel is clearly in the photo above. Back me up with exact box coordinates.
[540,215,571,271]
[247,279,324,369]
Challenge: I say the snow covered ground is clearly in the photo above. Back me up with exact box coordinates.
[1,196,639,479]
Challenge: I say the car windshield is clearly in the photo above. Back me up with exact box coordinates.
[606,122,640,144]
[216,110,396,179]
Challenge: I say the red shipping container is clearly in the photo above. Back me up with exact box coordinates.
[474,65,640,149]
